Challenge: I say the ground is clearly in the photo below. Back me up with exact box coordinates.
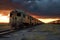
[0,24,60,40]
[0,23,10,31]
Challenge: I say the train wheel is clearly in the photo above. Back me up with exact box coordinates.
[11,23,17,30]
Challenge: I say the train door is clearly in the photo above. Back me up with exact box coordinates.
[28,16,30,25]
[16,12,22,26]
[22,14,26,23]
[25,15,30,26]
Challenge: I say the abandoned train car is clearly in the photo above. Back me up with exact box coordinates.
[10,9,43,30]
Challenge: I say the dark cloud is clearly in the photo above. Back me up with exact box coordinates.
[12,0,60,17]
[0,0,26,10]
[0,0,60,18]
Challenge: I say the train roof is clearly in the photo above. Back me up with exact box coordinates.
[11,9,24,13]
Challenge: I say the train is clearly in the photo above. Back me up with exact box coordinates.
[10,9,43,30]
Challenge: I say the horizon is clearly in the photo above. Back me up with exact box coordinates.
[0,13,60,23]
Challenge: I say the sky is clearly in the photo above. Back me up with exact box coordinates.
[0,0,60,18]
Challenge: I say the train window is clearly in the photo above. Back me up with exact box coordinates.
[10,11,14,17]
[23,14,25,18]
[10,13,13,17]
[17,13,21,16]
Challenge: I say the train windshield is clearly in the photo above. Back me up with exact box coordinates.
[17,13,21,16]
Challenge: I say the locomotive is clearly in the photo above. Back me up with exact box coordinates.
[10,9,43,30]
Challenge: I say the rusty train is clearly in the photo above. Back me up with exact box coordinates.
[10,9,43,30]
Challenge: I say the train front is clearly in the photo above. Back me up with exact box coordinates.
[10,10,22,30]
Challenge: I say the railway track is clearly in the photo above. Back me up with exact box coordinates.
[0,29,15,35]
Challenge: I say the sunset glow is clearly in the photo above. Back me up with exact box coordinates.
[38,19,59,23]
[0,10,60,23]
[0,14,9,23]
[0,14,60,23]
[0,14,59,23]
[0,10,11,23]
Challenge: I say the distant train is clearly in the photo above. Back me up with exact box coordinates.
[10,9,43,30]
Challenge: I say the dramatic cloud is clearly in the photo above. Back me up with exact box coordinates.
[12,0,60,17]
[0,0,60,18]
